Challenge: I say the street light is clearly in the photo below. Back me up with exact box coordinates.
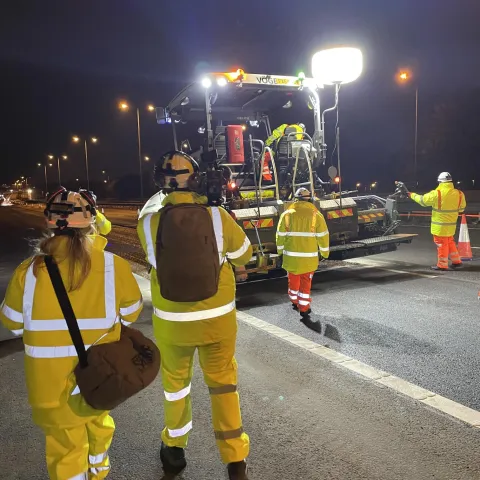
[398,69,419,186]
[38,162,53,195]
[144,156,150,162]
[119,101,155,198]
[48,154,68,185]
[72,136,98,190]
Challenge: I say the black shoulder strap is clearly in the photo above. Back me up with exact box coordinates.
[44,255,89,368]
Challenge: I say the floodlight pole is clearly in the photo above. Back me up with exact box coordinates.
[308,88,323,167]
[333,83,342,209]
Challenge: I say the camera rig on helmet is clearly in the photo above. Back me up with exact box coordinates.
[154,149,228,206]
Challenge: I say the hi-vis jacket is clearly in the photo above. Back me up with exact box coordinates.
[137,191,253,346]
[410,182,466,236]
[265,124,303,149]
[0,239,143,409]
[276,201,330,275]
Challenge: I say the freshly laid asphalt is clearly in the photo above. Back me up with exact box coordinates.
[1,204,480,479]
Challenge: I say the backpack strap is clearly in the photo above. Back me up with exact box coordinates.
[437,190,442,210]
[44,256,89,368]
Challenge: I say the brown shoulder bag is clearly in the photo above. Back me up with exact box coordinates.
[44,255,160,411]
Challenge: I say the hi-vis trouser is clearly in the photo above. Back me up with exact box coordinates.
[288,272,314,312]
[32,403,115,480]
[433,235,461,269]
[158,334,249,464]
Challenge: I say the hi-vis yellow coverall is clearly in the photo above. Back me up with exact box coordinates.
[137,191,253,464]
[0,237,143,480]
[410,182,466,268]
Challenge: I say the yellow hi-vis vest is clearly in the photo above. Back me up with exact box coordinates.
[137,191,253,347]
[276,201,330,275]
[0,241,143,408]
[410,182,466,236]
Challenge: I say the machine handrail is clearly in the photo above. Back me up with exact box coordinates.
[292,145,315,199]
[257,145,280,202]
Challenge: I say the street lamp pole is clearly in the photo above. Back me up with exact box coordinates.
[44,166,48,193]
[414,87,418,187]
[57,157,62,185]
[136,107,144,199]
[84,140,90,190]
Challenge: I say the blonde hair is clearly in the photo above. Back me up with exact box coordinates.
[32,227,96,291]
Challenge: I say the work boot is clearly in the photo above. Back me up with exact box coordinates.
[431,266,449,271]
[451,262,463,270]
[300,308,312,318]
[227,460,249,480]
[300,316,322,334]
[160,443,187,476]
[292,303,299,311]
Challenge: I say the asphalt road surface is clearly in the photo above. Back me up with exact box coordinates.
[1,204,480,479]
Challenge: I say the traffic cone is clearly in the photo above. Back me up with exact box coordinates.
[458,214,473,261]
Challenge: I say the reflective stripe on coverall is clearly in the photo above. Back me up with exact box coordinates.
[137,191,253,464]
[0,242,143,480]
[276,201,329,311]
[410,182,466,268]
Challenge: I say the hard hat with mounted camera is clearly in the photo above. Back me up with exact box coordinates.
[44,187,96,230]
[437,172,452,183]
[154,150,205,193]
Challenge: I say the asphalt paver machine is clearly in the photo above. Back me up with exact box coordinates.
[150,67,416,281]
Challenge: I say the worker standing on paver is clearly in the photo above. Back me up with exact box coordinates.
[262,123,305,182]
[0,188,143,479]
[276,187,329,329]
[407,172,466,271]
[137,151,252,479]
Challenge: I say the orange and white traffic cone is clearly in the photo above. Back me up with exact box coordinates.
[458,214,473,261]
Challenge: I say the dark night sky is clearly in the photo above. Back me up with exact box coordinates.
[1,0,480,191]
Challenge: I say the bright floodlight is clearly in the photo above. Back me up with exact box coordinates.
[312,47,363,85]
[201,77,212,89]
[217,77,228,87]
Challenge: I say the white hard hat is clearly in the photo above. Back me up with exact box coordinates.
[44,187,96,230]
[437,172,452,183]
[294,187,312,200]
[154,151,200,191]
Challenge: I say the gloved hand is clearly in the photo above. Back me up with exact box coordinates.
[394,181,409,199]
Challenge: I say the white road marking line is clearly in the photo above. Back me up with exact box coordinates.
[236,310,480,428]
[344,259,438,279]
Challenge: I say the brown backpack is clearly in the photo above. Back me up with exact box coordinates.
[156,203,221,302]
[44,256,160,411]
